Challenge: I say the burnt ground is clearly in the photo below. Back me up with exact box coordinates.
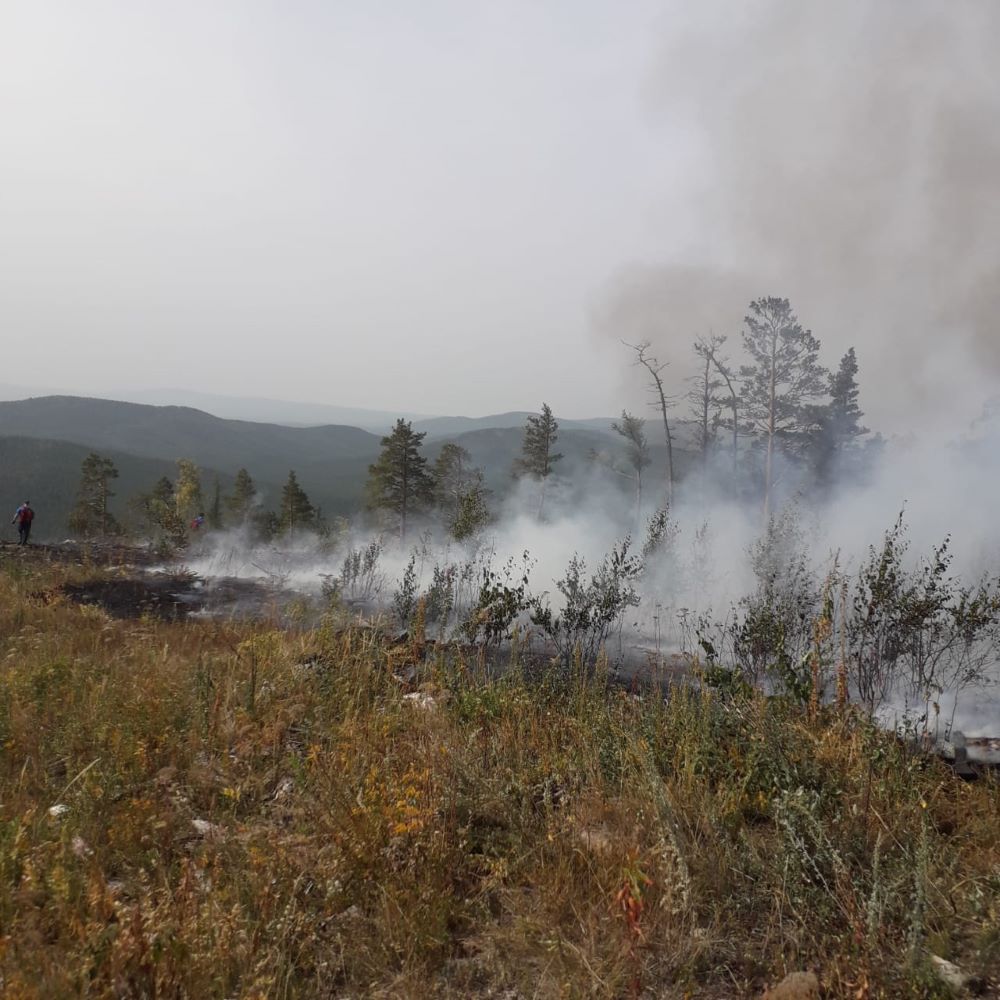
[60,575,201,621]
[0,539,300,622]
[55,572,299,622]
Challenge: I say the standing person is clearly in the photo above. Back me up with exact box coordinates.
[12,501,34,545]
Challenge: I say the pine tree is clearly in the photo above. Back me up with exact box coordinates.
[433,443,485,527]
[513,404,563,520]
[150,476,175,508]
[367,419,435,542]
[814,347,868,484]
[514,404,562,480]
[131,476,185,546]
[226,468,257,523]
[739,297,828,518]
[827,347,867,445]
[278,470,315,536]
[68,453,121,537]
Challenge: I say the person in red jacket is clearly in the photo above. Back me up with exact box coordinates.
[12,501,34,545]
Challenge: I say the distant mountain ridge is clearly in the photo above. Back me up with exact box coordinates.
[0,384,617,436]
[0,395,639,537]
[0,396,381,520]
[412,412,618,437]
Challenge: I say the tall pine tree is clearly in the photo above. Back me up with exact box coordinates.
[278,470,315,536]
[513,403,563,519]
[739,297,828,518]
[68,453,120,537]
[226,468,257,523]
[367,419,435,541]
[513,404,562,480]
[814,347,868,485]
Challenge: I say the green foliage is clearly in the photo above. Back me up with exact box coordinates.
[814,346,869,483]
[450,483,491,541]
[732,505,820,693]
[0,395,378,517]
[391,554,418,625]
[1,560,999,997]
[740,297,828,451]
[530,538,642,667]
[338,539,384,603]
[174,459,203,524]
[67,452,121,538]
[434,443,491,540]
[462,553,534,646]
[131,475,187,549]
[849,513,1000,720]
[423,563,456,625]
[641,507,679,561]
[278,470,316,535]
[740,297,828,510]
[226,468,256,523]
[513,403,562,480]
[612,410,650,480]
[367,419,435,541]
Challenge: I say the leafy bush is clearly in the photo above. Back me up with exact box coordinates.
[530,537,642,668]
[461,552,534,646]
[848,513,1000,726]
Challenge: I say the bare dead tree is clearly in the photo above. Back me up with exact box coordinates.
[695,334,740,484]
[688,336,725,474]
[623,340,676,508]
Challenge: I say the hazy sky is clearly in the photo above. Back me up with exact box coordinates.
[2,2,998,428]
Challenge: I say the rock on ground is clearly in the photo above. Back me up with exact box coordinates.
[762,971,820,1000]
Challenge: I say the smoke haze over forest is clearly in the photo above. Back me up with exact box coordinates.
[2,2,998,432]
[604,0,1000,434]
[3,1,1000,721]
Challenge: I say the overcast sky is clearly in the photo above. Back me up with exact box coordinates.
[2,1,997,430]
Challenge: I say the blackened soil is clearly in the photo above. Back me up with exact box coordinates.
[57,571,297,622]
[61,575,197,621]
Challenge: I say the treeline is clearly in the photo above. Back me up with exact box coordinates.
[64,401,567,548]
[65,456,327,549]
[62,426,490,548]
[63,294,877,545]
[608,296,874,518]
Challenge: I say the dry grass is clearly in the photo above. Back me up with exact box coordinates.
[1,555,999,998]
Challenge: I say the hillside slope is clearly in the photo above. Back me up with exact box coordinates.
[0,397,694,533]
[0,397,382,517]
[0,436,235,542]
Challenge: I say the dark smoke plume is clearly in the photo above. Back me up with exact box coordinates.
[602,0,1000,431]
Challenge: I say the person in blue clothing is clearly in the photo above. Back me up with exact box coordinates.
[11,501,34,545]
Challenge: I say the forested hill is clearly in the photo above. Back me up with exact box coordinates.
[0,396,644,538]
[0,396,381,476]
[0,436,233,542]
[0,397,384,536]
